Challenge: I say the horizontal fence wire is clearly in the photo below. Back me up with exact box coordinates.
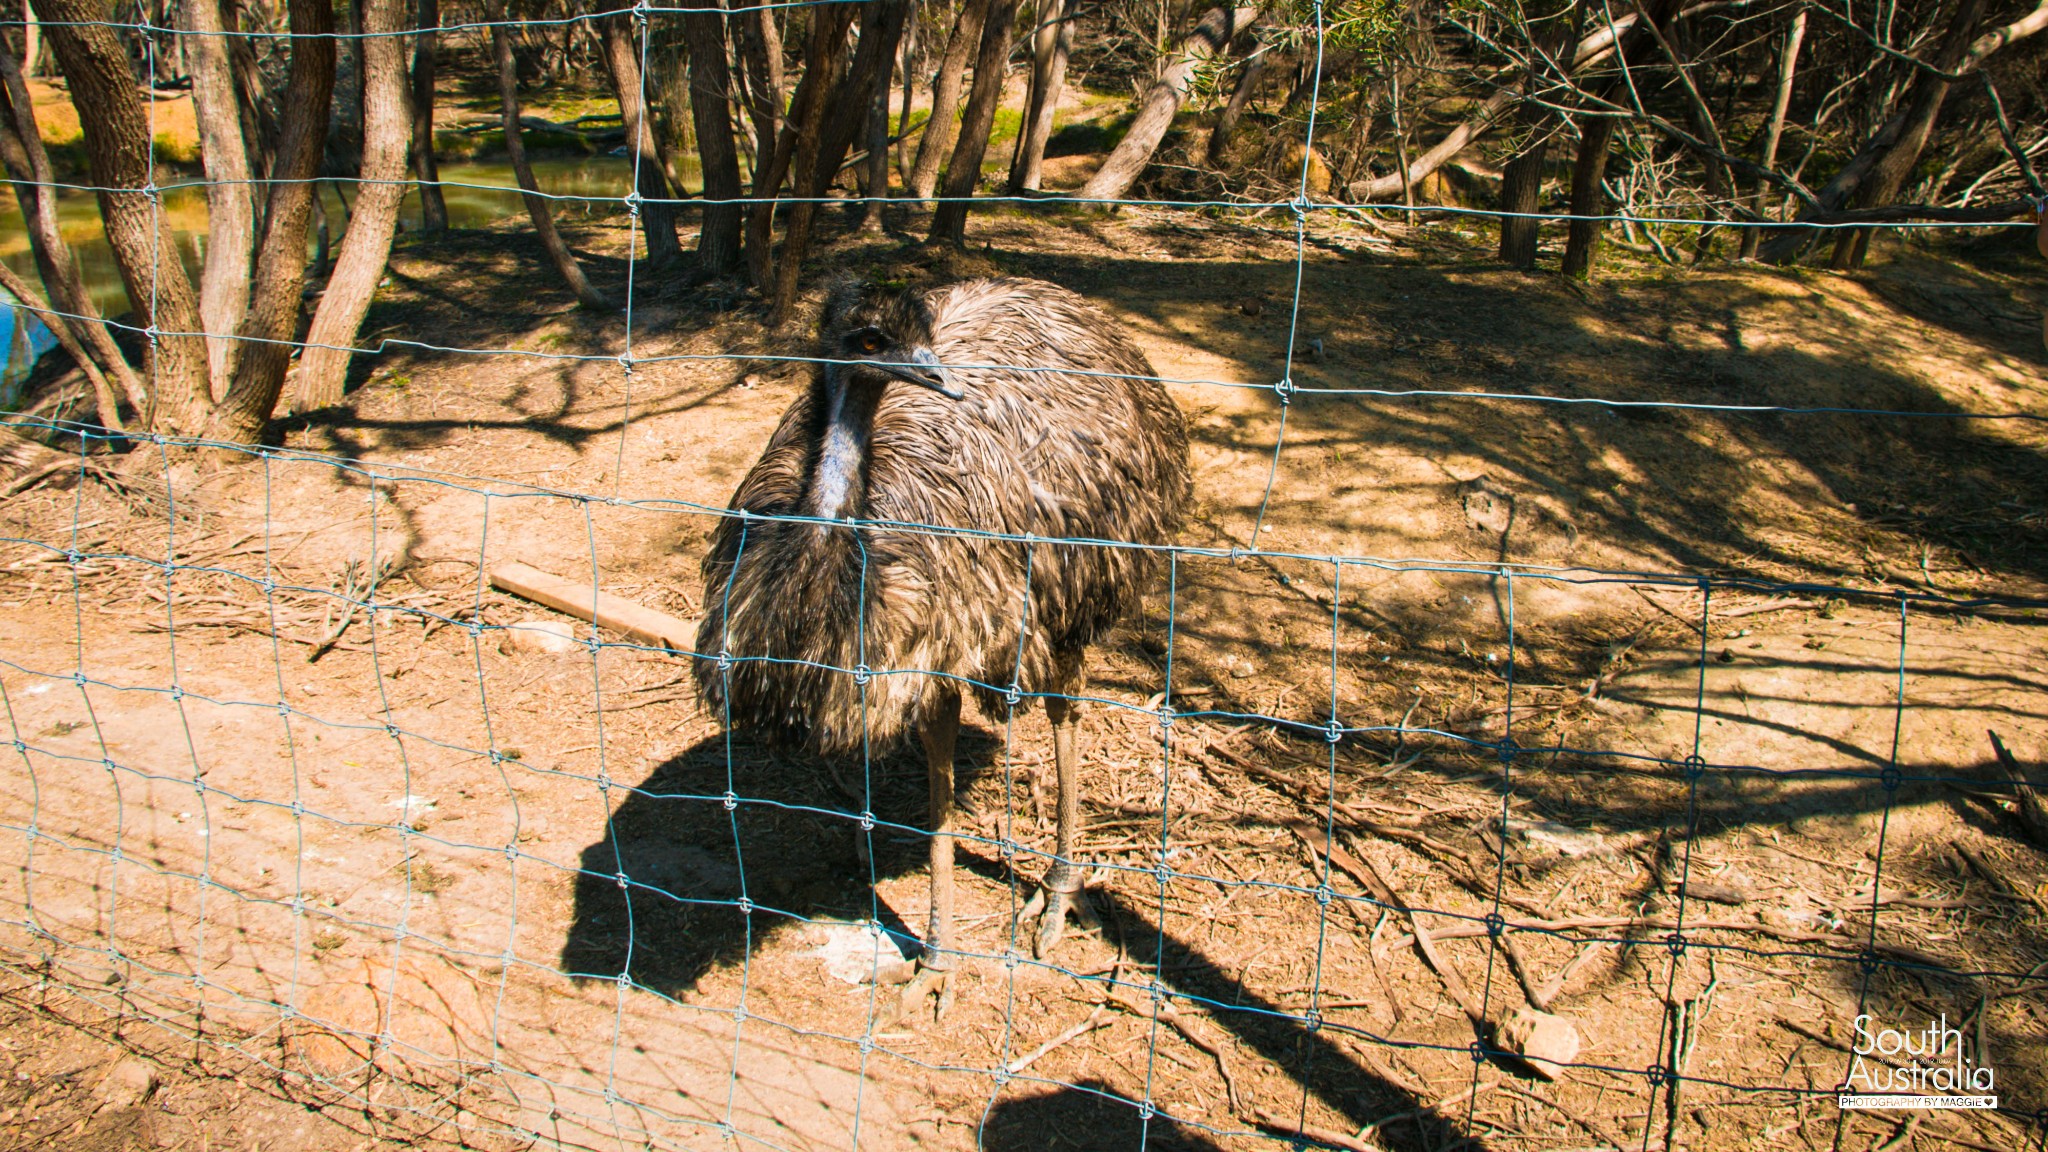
[1,4,2045,1152]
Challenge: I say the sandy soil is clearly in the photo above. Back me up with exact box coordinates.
[1,204,2044,1152]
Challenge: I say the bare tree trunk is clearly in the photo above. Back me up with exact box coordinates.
[1206,49,1270,166]
[296,0,408,411]
[602,9,681,267]
[1554,0,1681,276]
[1008,0,1072,193]
[180,0,255,395]
[684,0,744,275]
[1079,4,1260,203]
[929,0,1018,242]
[1497,139,1546,268]
[1346,88,1512,202]
[228,8,278,181]
[735,6,783,172]
[747,3,858,306]
[1497,4,1581,269]
[1560,114,1617,278]
[908,0,988,202]
[411,0,449,232]
[487,0,609,309]
[860,52,893,229]
[772,0,909,318]
[1830,0,1985,269]
[207,0,338,447]
[19,1,37,76]
[0,38,144,415]
[1739,9,1804,260]
[32,0,212,433]
[897,4,917,182]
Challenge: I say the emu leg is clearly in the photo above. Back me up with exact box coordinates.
[1034,673,1096,958]
[901,687,961,1019]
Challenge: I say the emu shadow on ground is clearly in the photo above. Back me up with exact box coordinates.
[558,722,1007,995]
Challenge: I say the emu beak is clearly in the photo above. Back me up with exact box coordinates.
[878,347,963,400]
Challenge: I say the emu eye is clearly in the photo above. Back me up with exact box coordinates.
[850,329,886,355]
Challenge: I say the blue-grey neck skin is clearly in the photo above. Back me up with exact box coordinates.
[806,365,885,521]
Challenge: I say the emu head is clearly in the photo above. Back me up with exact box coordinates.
[818,281,960,400]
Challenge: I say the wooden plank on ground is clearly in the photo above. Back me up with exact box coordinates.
[488,560,699,652]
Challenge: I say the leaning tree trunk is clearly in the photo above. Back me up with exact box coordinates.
[1345,87,1513,202]
[1079,4,1260,203]
[907,0,989,202]
[1206,49,1271,166]
[411,0,449,232]
[180,0,256,395]
[1740,9,1804,260]
[487,1,609,309]
[1763,0,2036,265]
[0,39,143,417]
[206,0,337,447]
[602,9,681,268]
[0,242,124,432]
[1830,0,1985,269]
[929,0,1019,243]
[31,0,212,434]
[1008,0,1073,193]
[683,0,744,275]
[295,0,408,411]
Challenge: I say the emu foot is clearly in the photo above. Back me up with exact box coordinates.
[1022,878,1099,960]
[890,964,953,1025]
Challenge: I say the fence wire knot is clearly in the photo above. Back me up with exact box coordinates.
[1273,377,1296,405]
[1880,765,1903,792]
[1004,683,1022,708]
[1665,931,1687,956]
[1484,911,1506,937]
[1682,753,1707,781]
[852,663,872,686]
[1324,719,1342,743]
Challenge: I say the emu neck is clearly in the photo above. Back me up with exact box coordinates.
[805,375,886,521]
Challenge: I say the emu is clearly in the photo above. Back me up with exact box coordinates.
[693,277,1189,1010]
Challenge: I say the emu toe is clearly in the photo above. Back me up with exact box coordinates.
[1030,883,1099,959]
[894,965,953,1024]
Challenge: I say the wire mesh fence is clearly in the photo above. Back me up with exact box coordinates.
[2,3,2048,1151]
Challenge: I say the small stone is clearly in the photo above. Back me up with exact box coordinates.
[1500,1007,1580,1080]
[94,1057,157,1110]
[499,618,578,655]
[806,921,917,986]
[1240,298,1264,317]
[1675,879,1748,906]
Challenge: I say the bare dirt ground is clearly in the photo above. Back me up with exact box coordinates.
[2,204,2045,1152]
